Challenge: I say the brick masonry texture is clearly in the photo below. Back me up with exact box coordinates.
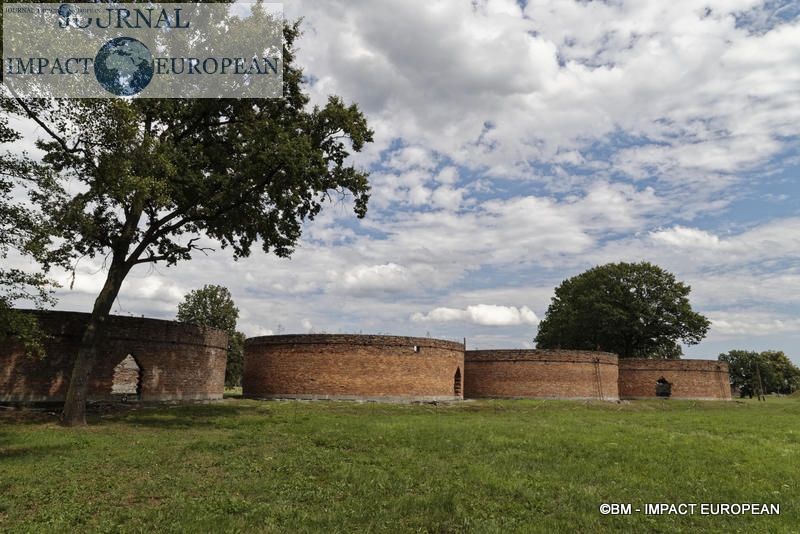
[243,334,465,401]
[465,350,621,400]
[618,359,732,400]
[3,312,731,404]
[0,310,228,402]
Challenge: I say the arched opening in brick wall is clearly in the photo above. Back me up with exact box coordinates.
[454,367,462,396]
[112,354,141,401]
[655,376,672,398]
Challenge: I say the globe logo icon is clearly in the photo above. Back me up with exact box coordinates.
[94,37,154,96]
[58,4,73,18]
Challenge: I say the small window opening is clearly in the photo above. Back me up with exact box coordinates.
[655,377,672,398]
[112,354,141,402]
[454,367,462,397]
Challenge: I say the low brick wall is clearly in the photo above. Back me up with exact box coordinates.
[464,349,620,400]
[0,310,228,403]
[243,334,465,402]
[618,359,731,400]
[3,311,731,404]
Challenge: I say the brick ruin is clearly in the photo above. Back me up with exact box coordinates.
[464,349,620,400]
[243,334,465,402]
[0,311,228,403]
[244,336,731,402]
[1,311,730,403]
[465,349,731,401]
[618,358,732,400]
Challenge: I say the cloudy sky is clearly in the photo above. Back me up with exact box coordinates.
[8,0,800,363]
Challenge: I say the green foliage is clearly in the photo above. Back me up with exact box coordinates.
[719,350,800,397]
[1,20,373,424]
[0,112,56,357]
[177,284,244,387]
[177,285,239,333]
[1,398,798,533]
[0,302,48,359]
[2,19,373,286]
[535,261,710,358]
[226,331,246,389]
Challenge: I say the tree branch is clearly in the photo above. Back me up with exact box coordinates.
[130,237,213,265]
[13,98,94,166]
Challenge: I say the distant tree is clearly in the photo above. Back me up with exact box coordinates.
[720,350,800,398]
[720,350,762,398]
[177,285,239,334]
[225,331,246,390]
[2,21,373,426]
[535,261,710,358]
[177,284,244,388]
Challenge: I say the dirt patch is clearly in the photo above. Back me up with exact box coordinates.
[0,405,60,424]
[0,401,141,424]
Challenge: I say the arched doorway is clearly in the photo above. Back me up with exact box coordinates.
[655,377,671,398]
[454,367,462,396]
[112,354,141,401]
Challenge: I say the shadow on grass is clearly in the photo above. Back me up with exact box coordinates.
[0,405,64,426]
[1,400,266,430]
[0,441,67,460]
[117,401,262,429]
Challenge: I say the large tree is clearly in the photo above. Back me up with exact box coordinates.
[534,261,710,358]
[177,284,245,388]
[719,350,800,398]
[1,22,373,426]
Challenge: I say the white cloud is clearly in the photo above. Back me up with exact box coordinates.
[709,311,800,338]
[122,276,184,302]
[647,219,800,266]
[650,226,722,249]
[384,146,437,171]
[412,304,539,326]
[331,263,413,295]
[286,0,798,196]
[692,272,800,307]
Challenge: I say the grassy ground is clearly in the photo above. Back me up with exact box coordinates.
[1,397,797,533]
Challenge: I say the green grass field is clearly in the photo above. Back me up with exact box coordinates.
[1,397,797,533]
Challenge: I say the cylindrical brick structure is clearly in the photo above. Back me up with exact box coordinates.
[0,310,228,403]
[464,349,620,400]
[618,359,731,400]
[243,334,465,402]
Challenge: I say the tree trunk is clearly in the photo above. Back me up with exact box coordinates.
[61,261,130,427]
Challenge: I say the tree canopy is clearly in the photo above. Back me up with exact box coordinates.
[1,21,374,425]
[177,284,245,388]
[719,350,800,398]
[534,261,710,358]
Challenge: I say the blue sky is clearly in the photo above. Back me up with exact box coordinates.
[7,0,800,363]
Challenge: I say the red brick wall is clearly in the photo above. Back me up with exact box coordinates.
[618,359,731,400]
[0,311,228,403]
[464,350,620,400]
[3,313,729,404]
[243,334,465,401]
